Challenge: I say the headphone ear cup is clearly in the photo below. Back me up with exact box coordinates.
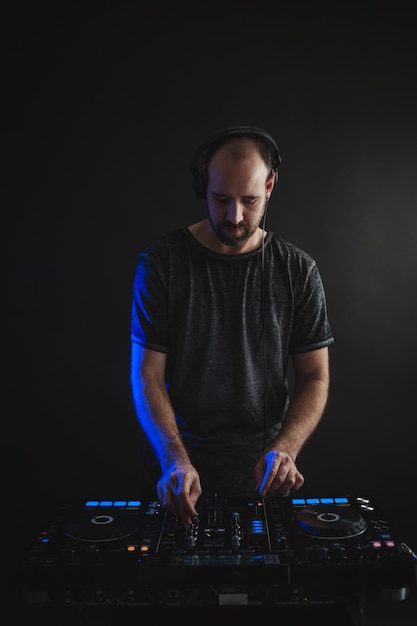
[190,152,208,198]
[192,170,207,199]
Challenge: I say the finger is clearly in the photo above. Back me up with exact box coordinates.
[258,452,280,497]
[176,476,200,519]
[293,470,305,491]
[275,468,304,495]
[158,486,191,528]
[157,483,174,513]
[159,473,199,529]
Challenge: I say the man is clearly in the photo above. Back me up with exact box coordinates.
[130,126,334,529]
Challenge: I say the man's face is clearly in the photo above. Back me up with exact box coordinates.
[206,140,271,249]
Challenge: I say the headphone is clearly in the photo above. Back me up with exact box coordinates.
[190,125,282,199]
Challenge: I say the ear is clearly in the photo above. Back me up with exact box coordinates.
[266,171,276,196]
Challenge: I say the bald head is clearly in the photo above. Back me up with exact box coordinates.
[206,136,274,181]
[207,137,273,200]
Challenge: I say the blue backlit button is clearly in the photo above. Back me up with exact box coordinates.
[292,498,306,505]
[99,501,113,507]
[334,497,348,504]
[85,500,99,507]
[251,520,264,533]
[320,498,334,504]
[306,498,320,505]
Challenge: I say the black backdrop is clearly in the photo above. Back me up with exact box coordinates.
[4,1,417,597]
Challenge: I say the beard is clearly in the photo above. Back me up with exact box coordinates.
[208,216,262,248]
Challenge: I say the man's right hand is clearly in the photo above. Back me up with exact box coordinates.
[156,462,202,530]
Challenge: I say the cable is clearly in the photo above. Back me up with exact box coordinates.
[261,199,269,453]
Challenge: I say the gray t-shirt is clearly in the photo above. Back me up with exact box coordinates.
[131,227,334,497]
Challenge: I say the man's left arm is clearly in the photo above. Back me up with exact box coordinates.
[255,346,330,497]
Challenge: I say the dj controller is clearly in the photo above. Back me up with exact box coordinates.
[15,494,416,608]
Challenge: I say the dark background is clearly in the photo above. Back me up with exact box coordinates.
[3,1,416,620]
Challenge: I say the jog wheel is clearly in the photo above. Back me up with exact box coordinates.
[294,505,367,539]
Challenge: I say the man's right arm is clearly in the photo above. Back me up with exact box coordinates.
[130,343,202,527]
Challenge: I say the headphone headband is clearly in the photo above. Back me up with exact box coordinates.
[190,125,282,199]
